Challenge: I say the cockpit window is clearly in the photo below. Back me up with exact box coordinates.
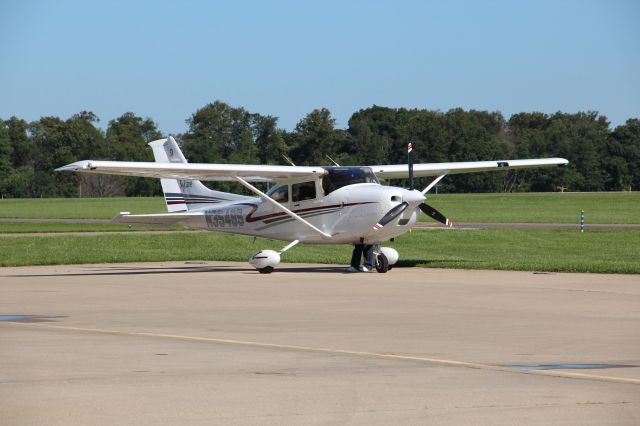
[266,185,289,203]
[322,167,379,195]
[292,181,316,202]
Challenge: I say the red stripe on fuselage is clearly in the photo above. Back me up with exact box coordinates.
[244,202,376,223]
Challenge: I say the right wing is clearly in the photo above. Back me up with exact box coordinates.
[371,158,569,179]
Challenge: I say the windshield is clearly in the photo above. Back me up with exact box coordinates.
[322,167,379,195]
[265,185,289,203]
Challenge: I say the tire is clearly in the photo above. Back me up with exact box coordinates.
[375,253,389,273]
[258,266,274,274]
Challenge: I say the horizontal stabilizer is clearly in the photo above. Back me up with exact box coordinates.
[112,212,204,227]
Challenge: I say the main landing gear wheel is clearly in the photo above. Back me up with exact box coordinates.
[375,252,389,273]
[258,266,274,274]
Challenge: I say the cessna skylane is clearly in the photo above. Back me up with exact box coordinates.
[56,137,568,273]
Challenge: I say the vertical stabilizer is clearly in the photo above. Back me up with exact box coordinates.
[148,136,251,212]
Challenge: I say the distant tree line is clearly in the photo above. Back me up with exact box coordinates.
[1,101,638,198]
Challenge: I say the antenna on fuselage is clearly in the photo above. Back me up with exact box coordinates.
[326,155,340,167]
[282,154,296,167]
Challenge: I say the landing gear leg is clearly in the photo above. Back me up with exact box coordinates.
[279,240,300,254]
[249,240,299,274]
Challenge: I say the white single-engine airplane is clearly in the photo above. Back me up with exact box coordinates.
[57,137,568,273]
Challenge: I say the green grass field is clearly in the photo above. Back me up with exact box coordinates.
[0,197,167,219]
[1,193,638,273]
[0,229,638,273]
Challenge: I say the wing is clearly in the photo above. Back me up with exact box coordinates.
[56,160,323,182]
[370,158,569,179]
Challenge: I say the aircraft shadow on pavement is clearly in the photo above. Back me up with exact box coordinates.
[396,259,480,267]
[2,264,348,278]
[1,261,487,278]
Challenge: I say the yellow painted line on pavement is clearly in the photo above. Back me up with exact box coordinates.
[7,321,640,386]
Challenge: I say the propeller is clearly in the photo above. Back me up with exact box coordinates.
[373,142,453,231]
[373,202,408,230]
[419,203,453,227]
[408,142,414,191]
[409,142,453,228]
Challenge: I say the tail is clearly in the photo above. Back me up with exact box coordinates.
[149,136,251,212]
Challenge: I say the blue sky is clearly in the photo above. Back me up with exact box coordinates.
[1,0,638,134]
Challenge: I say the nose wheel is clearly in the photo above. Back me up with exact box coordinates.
[375,252,389,273]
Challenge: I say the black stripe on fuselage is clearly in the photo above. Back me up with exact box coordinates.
[254,209,341,231]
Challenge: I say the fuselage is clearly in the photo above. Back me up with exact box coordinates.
[184,179,425,244]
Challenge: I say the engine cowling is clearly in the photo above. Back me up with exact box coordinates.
[249,250,281,271]
[379,247,399,265]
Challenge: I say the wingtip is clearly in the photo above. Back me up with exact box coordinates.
[55,160,93,172]
[54,163,80,172]
[549,158,569,167]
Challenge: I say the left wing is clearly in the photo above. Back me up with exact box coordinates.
[56,160,323,182]
[371,158,568,179]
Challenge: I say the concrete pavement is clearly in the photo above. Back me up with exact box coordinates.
[1,262,638,425]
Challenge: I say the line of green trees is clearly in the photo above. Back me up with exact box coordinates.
[1,101,638,198]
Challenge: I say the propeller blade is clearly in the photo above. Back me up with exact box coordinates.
[373,202,408,231]
[419,203,453,227]
[408,142,414,191]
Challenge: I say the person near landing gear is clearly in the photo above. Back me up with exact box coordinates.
[346,243,375,272]
[359,245,374,272]
[346,243,364,272]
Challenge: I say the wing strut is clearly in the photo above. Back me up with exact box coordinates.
[234,177,332,240]
[279,240,300,254]
[421,173,448,195]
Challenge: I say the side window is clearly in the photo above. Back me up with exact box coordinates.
[269,185,289,203]
[292,181,317,202]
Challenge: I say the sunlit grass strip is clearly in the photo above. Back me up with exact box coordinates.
[396,228,640,274]
[422,192,640,224]
[1,229,638,274]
